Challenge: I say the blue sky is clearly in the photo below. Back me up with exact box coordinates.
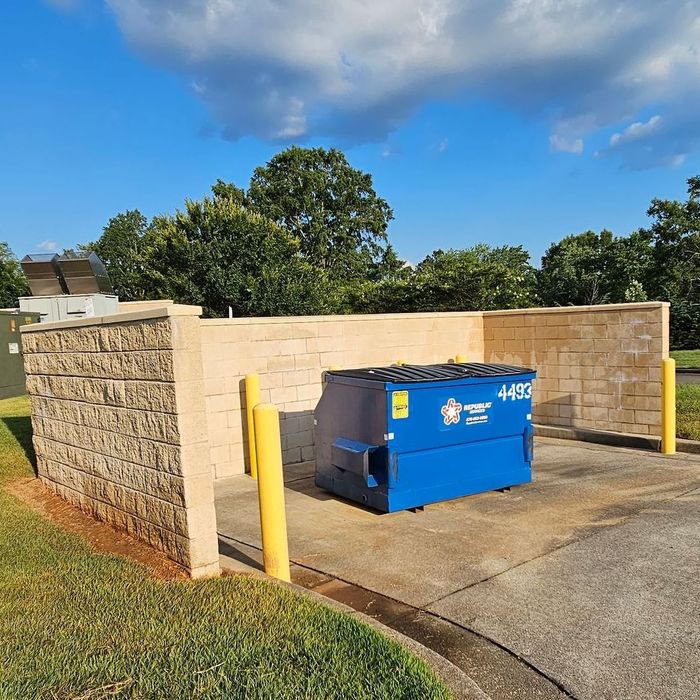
[2,1,699,266]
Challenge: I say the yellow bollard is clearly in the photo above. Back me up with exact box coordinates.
[253,403,291,582]
[661,358,676,455]
[455,354,467,363]
[245,374,261,479]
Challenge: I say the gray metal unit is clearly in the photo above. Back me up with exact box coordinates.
[19,293,119,323]
[20,254,67,296]
[0,310,40,399]
[57,252,113,295]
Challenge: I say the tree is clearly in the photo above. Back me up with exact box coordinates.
[538,230,653,307]
[248,146,394,281]
[0,243,28,308]
[412,245,538,312]
[142,186,337,317]
[641,176,700,348]
[80,210,149,300]
[350,244,537,314]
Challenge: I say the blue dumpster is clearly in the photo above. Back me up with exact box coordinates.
[314,362,536,512]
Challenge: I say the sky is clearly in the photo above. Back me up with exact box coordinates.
[2,1,700,267]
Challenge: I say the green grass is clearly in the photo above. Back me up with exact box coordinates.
[0,396,450,700]
[677,384,700,441]
[670,349,700,368]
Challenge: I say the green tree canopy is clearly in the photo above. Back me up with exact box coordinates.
[538,229,653,307]
[80,210,149,300]
[349,244,537,314]
[641,176,700,348]
[0,243,28,308]
[247,146,394,281]
[142,186,337,317]
[413,245,537,312]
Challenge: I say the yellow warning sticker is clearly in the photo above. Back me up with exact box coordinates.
[392,390,409,419]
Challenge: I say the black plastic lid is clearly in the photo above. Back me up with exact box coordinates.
[328,362,535,384]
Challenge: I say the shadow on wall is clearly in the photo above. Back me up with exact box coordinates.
[237,377,318,476]
[536,393,576,428]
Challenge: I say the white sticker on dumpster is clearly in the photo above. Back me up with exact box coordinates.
[464,401,491,426]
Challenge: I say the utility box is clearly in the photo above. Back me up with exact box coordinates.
[19,293,118,324]
[315,362,536,512]
[0,310,39,399]
[18,251,118,323]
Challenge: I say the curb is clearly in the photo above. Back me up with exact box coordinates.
[220,556,488,700]
[299,584,490,700]
[534,424,659,450]
[535,424,700,455]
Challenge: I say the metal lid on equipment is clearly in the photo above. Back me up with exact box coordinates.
[328,362,535,384]
[20,254,66,296]
[56,252,113,295]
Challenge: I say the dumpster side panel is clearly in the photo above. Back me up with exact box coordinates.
[387,373,535,452]
[314,379,390,510]
[388,436,531,511]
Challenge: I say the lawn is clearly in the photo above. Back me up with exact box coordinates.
[677,384,700,441]
[0,396,450,700]
[670,349,700,368]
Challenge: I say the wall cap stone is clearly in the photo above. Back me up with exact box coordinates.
[484,301,669,317]
[21,303,202,333]
[201,310,484,326]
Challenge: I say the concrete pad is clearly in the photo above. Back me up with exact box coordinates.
[216,439,700,699]
[429,488,700,700]
[216,440,700,608]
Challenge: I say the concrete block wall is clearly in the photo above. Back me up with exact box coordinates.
[200,312,484,478]
[483,302,669,435]
[21,305,219,578]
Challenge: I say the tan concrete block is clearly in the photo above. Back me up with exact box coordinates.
[267,355,295,372]
[608,408,636,423]
[634,409,661,427]
[620,338,650,354]
[634,353,660,367]
[296,383,322,402]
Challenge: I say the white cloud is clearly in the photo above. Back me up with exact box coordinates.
[549,134,584,154]
[609,115,662,147]
[436,137,449,153]
[37,240,57,252]
[105,1,700,166]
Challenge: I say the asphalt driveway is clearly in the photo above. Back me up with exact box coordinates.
[216,439,700,700]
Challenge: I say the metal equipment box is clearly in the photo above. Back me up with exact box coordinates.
[0,310,40,399]
[315,362,536,512]
[18,293,119,324]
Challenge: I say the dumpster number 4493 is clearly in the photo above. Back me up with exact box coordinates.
[498,382,532,401]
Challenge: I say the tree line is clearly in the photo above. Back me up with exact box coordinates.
[1,146,698,348]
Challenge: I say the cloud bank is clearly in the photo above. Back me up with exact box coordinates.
[105,0,700,168]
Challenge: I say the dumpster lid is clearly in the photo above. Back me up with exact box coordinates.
[329,362,535,384]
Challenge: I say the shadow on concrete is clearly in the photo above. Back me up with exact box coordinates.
[218,536,263,572]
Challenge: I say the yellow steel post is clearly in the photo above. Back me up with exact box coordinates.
[245,374,261,479]
[253,403,291,582]
[661,358,676,455]
[455,354,467,363]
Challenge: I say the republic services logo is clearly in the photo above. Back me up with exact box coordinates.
[441,397,463,425]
